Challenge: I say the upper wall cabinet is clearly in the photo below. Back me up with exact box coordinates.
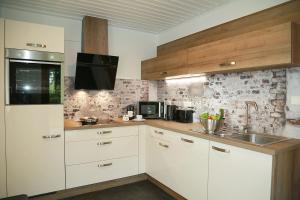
[187,22,300,74]
[5,20,64,53]
[141,50,188,80]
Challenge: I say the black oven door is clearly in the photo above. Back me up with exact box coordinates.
[139,102,160,119]
[8,60,62,105]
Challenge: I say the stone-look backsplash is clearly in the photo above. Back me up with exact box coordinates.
[157,69,287,135]
[64,77,149,120]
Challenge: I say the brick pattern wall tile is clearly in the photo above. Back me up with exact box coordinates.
[157,69,287,135]
[64,77,149,120]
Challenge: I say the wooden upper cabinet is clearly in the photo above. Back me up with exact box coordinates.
[188,22,300,74]
[141,50,188,80]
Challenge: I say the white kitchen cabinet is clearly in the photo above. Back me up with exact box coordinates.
[208,141,272,200]
[146,127,181,192]
[66,156,139,189]
[147,127,209,200]
[5,19,64,53]
[0,18,7,199]
[138,125,147,174]
[65,126,140,189]
[171,132,209,200]
[5,105,65,197]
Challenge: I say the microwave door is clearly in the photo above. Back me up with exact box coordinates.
[6,59,62,105]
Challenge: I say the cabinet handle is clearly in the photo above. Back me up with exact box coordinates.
[98,141,112,145]
[42,134,61,139]
[159,142,169,148]
[26,42,47,48]
[97,131,102,135]
[98,163,112,167]
[102,130,112,134]
[160,71,167,75]
[212,146,230,153]
[181,138,194,143]
[219,61,236,67]
[154,130,164,135]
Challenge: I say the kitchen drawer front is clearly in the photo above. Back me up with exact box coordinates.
[5,19,64,53]
[65,126,139,142]
[150,127,174,141]
[66,156,139,189]
[66,136,138,165]
[98,136,138,161]
[65,140,100,165]
[100,126,138,139]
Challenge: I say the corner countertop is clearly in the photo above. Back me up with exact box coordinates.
[64,119,300,155]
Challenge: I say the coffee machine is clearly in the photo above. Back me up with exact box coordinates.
[126,104,136,120]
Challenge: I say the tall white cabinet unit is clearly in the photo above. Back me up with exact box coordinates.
[0,18,7,199]
[3,19,65,197]
[5,105,65,196]
[208,141,273,200]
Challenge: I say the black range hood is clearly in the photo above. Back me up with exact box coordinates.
[75,52,119,90]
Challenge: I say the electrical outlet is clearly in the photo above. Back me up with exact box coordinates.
[291,96,300,105]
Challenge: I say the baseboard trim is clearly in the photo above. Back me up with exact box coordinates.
[30,174,147,200]
[30,173,185,200]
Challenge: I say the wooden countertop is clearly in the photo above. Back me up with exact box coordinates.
[64,119,300,155]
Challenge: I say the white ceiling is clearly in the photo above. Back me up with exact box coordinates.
[0,0,233,33]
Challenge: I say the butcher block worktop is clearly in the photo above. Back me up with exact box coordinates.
[64,119,300,155]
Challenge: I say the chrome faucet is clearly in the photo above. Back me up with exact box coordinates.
[241,101,258,134]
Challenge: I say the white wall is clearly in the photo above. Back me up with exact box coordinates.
[108,26,157,79]
[0,7,157,79]
[158,0,289,45]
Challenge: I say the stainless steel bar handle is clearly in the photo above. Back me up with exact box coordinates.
[212,146,230,153]
[159,142,169,148]
[42,134,61,139]
[100,141,112,145]
[181,138,194,143]
[98,163,113,167]
[154,130,164,135]
[102,130,112,134]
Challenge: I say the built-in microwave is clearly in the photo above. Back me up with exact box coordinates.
[138,101,165,119]
[5,48,64,105]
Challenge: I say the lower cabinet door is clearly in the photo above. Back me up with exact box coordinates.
[208,141,272,200]
[5,105,65,197]
[146,133,175,190]
[66,156,139,189]
[172,133,209,200]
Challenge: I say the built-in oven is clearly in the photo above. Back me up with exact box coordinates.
[138,101,165,119]
[5,48,64,105]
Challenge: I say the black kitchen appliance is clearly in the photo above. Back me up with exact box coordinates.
[75,53,119,90]
[5,49,64,105]
[166,105,177,121]
[176,109,194,123]
[126,104,136,120]
[138,101,165,119]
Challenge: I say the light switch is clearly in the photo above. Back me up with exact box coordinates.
[291,96,300,105]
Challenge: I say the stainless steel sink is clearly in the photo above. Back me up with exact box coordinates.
[229,133,289,146]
